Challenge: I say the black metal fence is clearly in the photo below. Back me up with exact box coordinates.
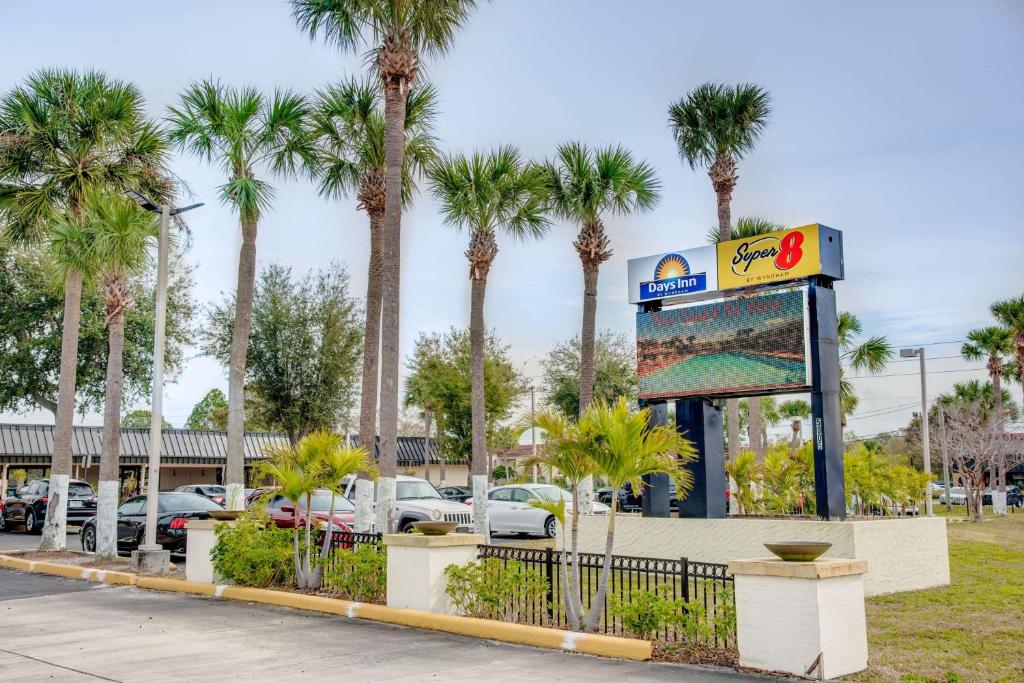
[318,530,383,570]
[478,545,735,647]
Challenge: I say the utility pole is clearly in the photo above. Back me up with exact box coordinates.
[901,347,932,516]
[939,403,951,512]
[127,192,202,573]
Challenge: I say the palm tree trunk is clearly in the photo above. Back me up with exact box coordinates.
[423,408,432,484]
[97,302,127,558]
[311,497,336,589]
[375,77,407,535]
[567,482,584,629]
[40,268,83,551]
[583,503,616,632]
[726,399,740,459]
[790,419,801,453]
[355,209,384,533]
[303,492,313,582]
[714,176,741,464]
[470,273,490,541]
[749,398,764,461]
[225,217,258,511]
[577,262,600,515]
[992,369,1006,512]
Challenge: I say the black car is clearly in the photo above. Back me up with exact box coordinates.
[597,481,679,513]
[80,492,223,554]
[983,486,1023,508]
[438,486,473,503]
[174,484,227,505]
[1,478,96,533]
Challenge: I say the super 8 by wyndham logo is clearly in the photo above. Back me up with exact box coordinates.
[639,253,708,301]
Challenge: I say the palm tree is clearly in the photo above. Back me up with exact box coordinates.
[778,399,811,452]
[578,398,695,631]
[725,450,759,514]
[991,296,1024,388]
[0,68,167,550]
[541,142,659,510]
[308,78,437,469]
[706,216,786,461]
[90,193,159,558]
[292,0,479,534]
[838,312,893,426]
[428,147,549,539]
[962,326,1013,501]
[168,81,311,510]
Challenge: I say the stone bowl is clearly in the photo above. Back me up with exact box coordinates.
[764,541,832,562]
[412,521,458,536]
[208,510,243,521]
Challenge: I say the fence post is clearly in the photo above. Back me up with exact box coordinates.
[544,547,555,620]
[681,557,690,602]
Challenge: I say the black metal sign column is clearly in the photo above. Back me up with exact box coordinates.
[808,280,846,519]
[639,400,671,517]
[675,397,726,518]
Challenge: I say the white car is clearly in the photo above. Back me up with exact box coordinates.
[939,487,967,505]
[482,484,610,538]
[342,474,474,533]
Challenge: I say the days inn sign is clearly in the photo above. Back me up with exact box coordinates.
[627,223,844,304]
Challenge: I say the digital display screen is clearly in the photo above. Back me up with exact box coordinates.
[637,288,810,400]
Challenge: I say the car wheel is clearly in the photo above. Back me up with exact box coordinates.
[399,519,417,533]
[25,508,38,534]
[81,526,96,552]
[545,516,557,539]
[0,511,5,532]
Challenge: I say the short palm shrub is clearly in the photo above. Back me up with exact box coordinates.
[444,558,549,624]
[321,545,386,604]
[610,585,724,644]
[212,512,294,588]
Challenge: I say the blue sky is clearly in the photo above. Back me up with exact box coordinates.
[2,0,1022,440]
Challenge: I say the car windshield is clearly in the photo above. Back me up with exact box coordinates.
[158,493,224,513]
[396,480,442,500]
[68,483,93,497]
[204,486,226,494]
[531,486,569,503]
[306,492,355,512]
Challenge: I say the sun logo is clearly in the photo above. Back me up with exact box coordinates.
[654,254,690,281]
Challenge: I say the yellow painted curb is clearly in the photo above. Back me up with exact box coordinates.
[0,555,33,572]
[135,576,217,596]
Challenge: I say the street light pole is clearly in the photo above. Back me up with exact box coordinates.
[127,193,202,573]
[938,402,951,512]
[901,347,932,516]
[530,386,537,484]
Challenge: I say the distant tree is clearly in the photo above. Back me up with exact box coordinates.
[778,399,812,452]
[540,330,636,421]
[838,312,893,425]
[962,326,1014,499]
[991,296,1024,388]
[121,409,171,430]
[186,389,229,430]
[0,241,195,418]
[203,263,363,446]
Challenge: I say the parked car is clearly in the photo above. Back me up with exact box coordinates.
[983,487,1023,508]
[342,474,474,533]
[596,481,679,513]
[438,486,473,503]
[245,487,355,530]
[2,478,97,533]
[79,492,222,554]
[939,487,967,505]
[174,484,227,505]
[475,484,610,538]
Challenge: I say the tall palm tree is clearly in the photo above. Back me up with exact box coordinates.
[292,0,479,533]
[89,193,159,558]
[309,78,437,472]
[707,217,785,460]
[168,81,311,510]
[962,326,1014,501]
[0,68,167,550]
[838,311,893,426]
[779,399,811,452]
[991,296,1024,389]
[428,146,549,539]
[541,142,659,510]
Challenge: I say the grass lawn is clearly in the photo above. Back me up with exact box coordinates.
[854,510,1024,682]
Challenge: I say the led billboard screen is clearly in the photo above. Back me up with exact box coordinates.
[637,288,810,400]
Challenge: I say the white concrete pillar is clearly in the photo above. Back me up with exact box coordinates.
[383,533,483,614]
[728,557,869,680]
[185,519,234,584]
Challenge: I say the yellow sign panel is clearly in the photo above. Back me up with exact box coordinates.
[716,224,823,290]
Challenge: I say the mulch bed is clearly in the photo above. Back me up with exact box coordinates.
[652,641,739,668]
[4,549,183,578]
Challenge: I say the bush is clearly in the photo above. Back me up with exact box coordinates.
[321,544,386,603]
[444,558,549,624]
[610,584,720,643]
[211,511,294,588]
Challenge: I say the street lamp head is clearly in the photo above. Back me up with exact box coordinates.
[125,189,160,213]
[899,348,920,358]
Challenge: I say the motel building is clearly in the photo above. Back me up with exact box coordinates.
[0,423,469,499]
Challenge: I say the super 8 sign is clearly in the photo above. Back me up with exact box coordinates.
[715,224,844,290]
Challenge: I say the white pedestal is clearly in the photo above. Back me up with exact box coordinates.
[185,519,230,584]
[729,557,869,679]
[383,533,483,614]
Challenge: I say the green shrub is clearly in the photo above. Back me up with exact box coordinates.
[211,511,294,588]
[712,587,737,641]
[321,544,386,603]
[610,584,719,643]
[444,558,549,624]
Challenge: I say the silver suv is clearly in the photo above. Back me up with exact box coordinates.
[342,474,473,533]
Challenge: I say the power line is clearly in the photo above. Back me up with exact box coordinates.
[848,367,985,379]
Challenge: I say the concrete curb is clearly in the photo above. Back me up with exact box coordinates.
[0,553,652,661]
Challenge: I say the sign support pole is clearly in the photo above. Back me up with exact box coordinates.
[808,279,846,519]
[675,397,727,518]
[639,400,671,518]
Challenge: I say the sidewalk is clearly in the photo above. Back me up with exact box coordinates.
[0,569,763,682]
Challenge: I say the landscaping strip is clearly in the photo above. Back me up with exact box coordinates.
[0,554,652,661]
